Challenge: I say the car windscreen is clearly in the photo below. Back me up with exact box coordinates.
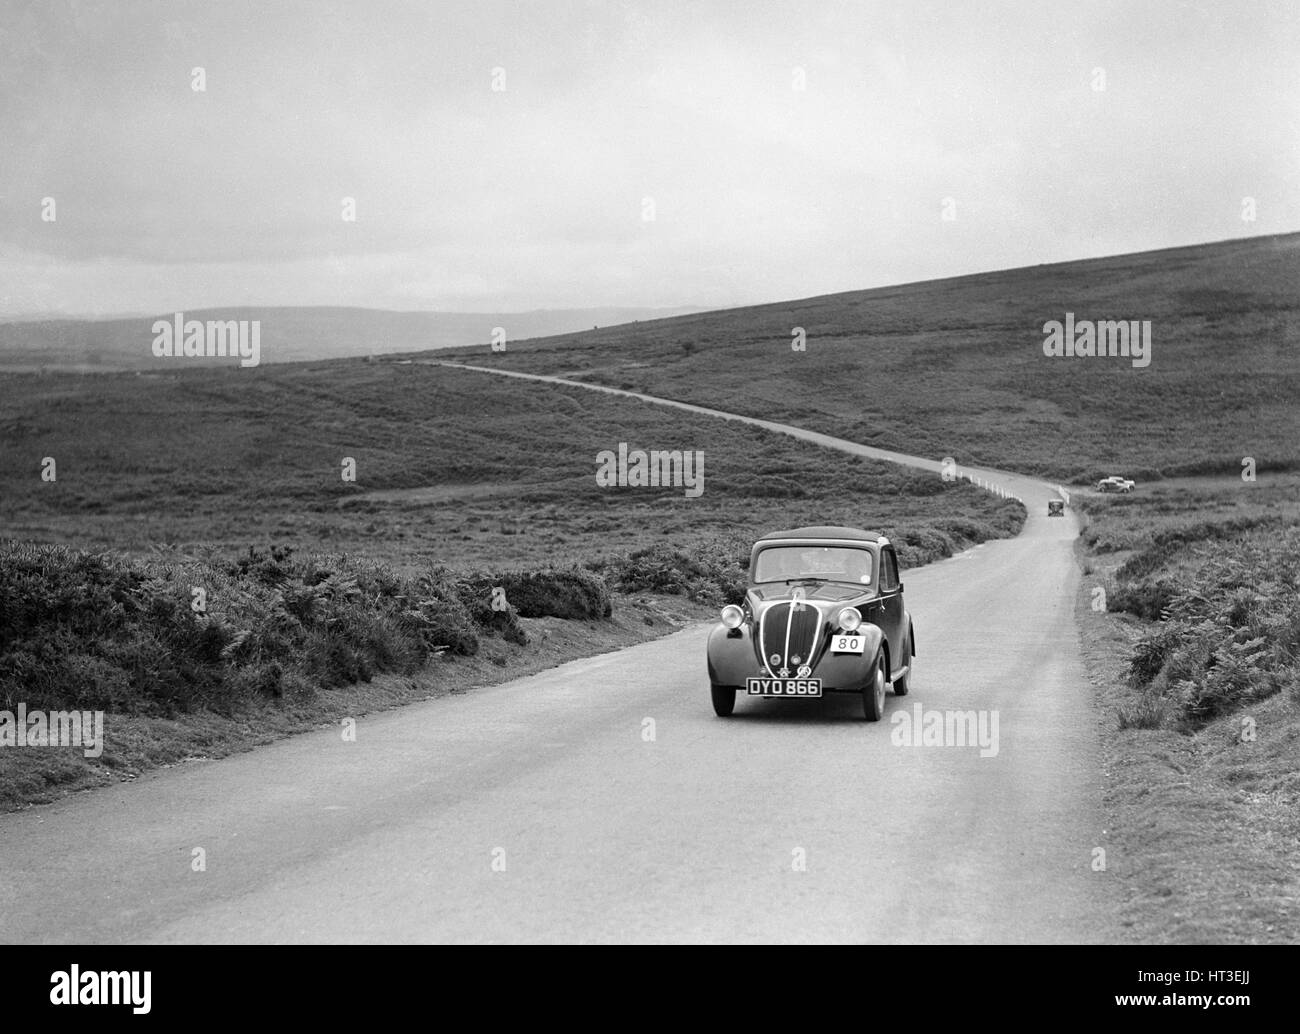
[753,545,874,585]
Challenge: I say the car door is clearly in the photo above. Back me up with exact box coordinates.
[877,546,906,672]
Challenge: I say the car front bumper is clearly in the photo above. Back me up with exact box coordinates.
[706,624,879,693]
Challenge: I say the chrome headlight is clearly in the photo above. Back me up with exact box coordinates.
[837,606,862,632]
[721,604,745,629]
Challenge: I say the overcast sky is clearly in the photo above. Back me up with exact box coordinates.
[1,0,1296,316]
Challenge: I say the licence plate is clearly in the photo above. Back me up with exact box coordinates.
[747,677,822,697]
[831,634,865,654]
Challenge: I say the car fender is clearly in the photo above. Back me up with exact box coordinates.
[855,622,886,673]
[706,623,757,686]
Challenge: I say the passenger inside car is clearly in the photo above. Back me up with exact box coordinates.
[845,552,873,583]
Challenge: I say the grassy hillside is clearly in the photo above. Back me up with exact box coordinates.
[439,233,1300,482]
[0,360,1022,571]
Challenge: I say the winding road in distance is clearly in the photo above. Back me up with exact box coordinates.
[0,365,1114,943]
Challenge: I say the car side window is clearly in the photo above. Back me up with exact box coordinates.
[880,549,899,591]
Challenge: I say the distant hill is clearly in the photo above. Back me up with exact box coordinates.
[434,233,1300,481]
[0,305,699,371]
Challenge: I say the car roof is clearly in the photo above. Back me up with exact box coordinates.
[756,525,882,543]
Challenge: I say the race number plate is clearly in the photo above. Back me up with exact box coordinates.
[747,677,822,697]
[831,634,865,654]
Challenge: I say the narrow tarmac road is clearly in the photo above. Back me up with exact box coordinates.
[0,369,1113,943]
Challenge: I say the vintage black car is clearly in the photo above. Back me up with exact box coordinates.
[706,526,915,721]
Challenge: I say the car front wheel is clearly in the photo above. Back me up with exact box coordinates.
[711,683,737,717]
[862,657,887,722]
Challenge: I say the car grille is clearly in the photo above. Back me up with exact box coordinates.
[759,602,823,675]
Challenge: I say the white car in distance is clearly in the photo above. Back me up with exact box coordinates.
[1097,475,1136,493]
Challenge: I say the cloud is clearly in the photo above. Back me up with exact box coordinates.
[0,0,1296,313]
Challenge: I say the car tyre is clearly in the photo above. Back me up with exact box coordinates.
[892,632,912,696]
[863,656,887,722]
[711,683,737,717]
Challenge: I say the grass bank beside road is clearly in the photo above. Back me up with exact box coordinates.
[1074,474,1300,942]
[0,539,717,811]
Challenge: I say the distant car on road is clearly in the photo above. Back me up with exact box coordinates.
[1097,476,1135,493]
[1048,499,1065,516]
[706,525,915,722]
